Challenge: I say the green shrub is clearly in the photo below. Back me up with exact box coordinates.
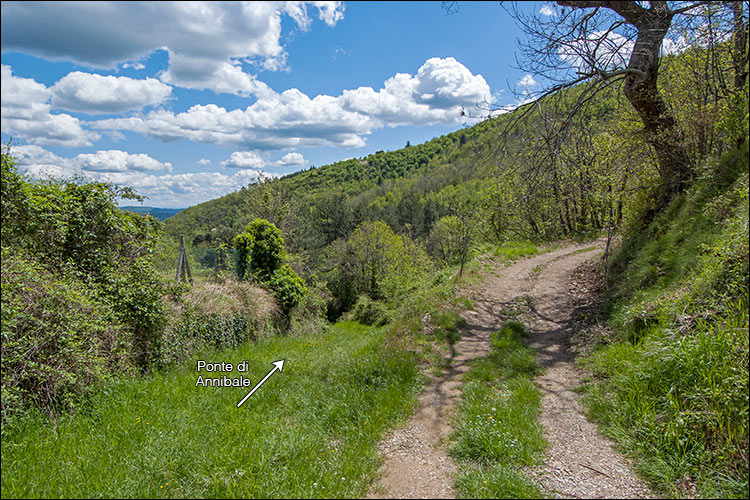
[264,264,307,318]
[97,257,168,367]
[233,218,285,279]
[1,151,168,421]
[233,219,306,320]
[1,249,131,430]
[351,296,391,326]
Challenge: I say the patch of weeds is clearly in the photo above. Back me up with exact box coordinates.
[453,296,475,311]
[493,241,539,263]
[571,245,599,255]
[451,321,545,498]
[455,464,543,499]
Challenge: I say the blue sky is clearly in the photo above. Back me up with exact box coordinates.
[1,1,549,208]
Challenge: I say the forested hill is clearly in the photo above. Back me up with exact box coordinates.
[164,42,743,274]
[163,76,625,261]
[162,116,505,248]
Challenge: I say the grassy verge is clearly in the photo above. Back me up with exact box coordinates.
[450,321,545,498]
[1,322,423,498]
[580,144,749,498]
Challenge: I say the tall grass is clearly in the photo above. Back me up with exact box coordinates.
[1,322,423,498]
[451,321,545,498]
[581,144,749,498]
[584,303,748,498]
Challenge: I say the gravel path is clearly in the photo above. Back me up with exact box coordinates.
[367,242,642,499]
[523,248,655,499]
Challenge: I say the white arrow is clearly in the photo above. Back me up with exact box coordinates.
[236,360,285,408]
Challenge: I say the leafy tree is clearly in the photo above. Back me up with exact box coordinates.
[325,221,432,313]
[428,216,465,264]
[233,218,285,279]
[504,1,739,200]
[233,218,306,318]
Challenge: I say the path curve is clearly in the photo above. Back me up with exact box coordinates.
[368,242,639,498]
[524,247,655,498]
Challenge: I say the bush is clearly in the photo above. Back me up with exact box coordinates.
[264,264,307,318]
[233,218,285,279]
[97,257,168,367]
[351,295,391,326]
[161,280,277,365]
[1,151,168,423]
[325,221,433,313]
[1,250,131,429]
[233,219,306,320]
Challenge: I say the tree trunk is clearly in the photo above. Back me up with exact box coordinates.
[732,1,748,90]
[619,2,692,198]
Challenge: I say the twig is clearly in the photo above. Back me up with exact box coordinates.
[578,462,613,479]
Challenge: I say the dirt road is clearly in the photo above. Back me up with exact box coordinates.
[367,242,654,499]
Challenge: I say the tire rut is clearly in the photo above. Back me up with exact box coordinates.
[367,243,609,499]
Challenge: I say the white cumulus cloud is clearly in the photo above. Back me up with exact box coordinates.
[275,152,306,167]
[12,145,245,207]
[1,1,345,96]
[11,144,172,175]
[74,150,173,172]
[1,65,99,147]
[51,72,172,114]
[518,74,537,87]
[221,151,307,169]
[221,151,267,169]
[93,57,491,150]
[540,5,555,16]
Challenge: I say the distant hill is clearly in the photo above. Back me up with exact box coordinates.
[162,114,513,247]
[121,206,184,221]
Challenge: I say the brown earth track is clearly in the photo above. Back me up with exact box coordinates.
[368,242,655,499]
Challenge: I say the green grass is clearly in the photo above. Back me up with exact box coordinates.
[580,145,749,498]
[583,301,749,498]
[450,321,545,498]
[1,322,423,498]
[491,241,539,262]
[571,245,598,255]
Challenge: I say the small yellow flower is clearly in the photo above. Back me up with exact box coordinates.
[483,480,487,484]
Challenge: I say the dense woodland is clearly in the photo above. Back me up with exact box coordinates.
[2,2,748,498]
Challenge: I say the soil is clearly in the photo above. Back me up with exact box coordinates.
[367,241,656,499]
